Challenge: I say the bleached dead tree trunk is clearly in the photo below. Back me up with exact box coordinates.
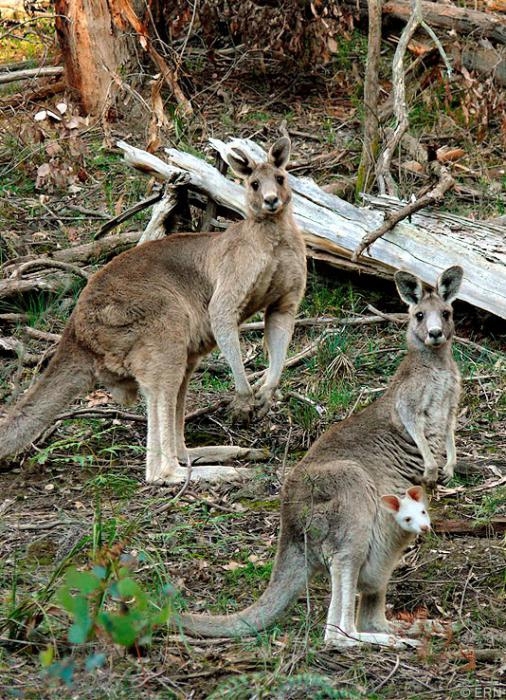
[116,139,506,320]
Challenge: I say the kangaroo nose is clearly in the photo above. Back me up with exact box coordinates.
[429,328,442,339]
[421,524,430,533]
[264,195,279,208]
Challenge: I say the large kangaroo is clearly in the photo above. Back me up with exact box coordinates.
[0,138,307,484]
[172,266,463,646]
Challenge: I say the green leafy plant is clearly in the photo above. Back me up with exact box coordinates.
[55,547,174,650]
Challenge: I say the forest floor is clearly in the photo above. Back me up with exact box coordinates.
[0,8,506,700]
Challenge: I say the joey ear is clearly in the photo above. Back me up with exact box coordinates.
[380,494,401,513]
[436,265,463,303]
[406,485,425,502]
[268,137,291,169]
[227,147,256,178]
[394,270,423,306]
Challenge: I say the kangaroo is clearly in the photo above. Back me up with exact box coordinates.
[172,266,463,647]
[0,138,307,484]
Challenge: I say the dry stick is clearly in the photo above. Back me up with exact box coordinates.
[242,313,408,331]
[0,66,64,85]
[1,232,141,274]
[116,0,192,115]
[352,164,455,260]
[0,336,40,365]
[371,655,401,695]
[94,192,162,240]
[23,327,61,343]
[0,275,75,300]
[0,313,28,324]
[55,407,147,423]
[376,0,451,197]
[9,258,89,281]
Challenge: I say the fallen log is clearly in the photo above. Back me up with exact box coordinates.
[433,517,506,536]
[117,139,506,319]
[0,66,64,85]
[343,0,506,45]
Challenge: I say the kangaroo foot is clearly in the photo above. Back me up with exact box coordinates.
[253,386,277,419]
[421,463,438,489]
[184,446,269,464]
[229,393,255,423]
[149,464,253,485]
[325,631,420,649]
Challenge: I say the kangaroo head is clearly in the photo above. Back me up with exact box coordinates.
[394,266,463,350]
[227,137,292,219]
[381,485,431,535]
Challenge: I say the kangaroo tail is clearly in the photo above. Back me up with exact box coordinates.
[0,322,94,462]
[174,537,315,638]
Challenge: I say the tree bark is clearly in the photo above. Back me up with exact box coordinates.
[356,0,382,196]
[54,0,138,116]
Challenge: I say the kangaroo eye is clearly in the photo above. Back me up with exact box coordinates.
[442,310,451,320]
[276,175,285,185]
[421,510,426,515]
[404,516,412,523]
[415,312,424,321]
[250,180,260,191]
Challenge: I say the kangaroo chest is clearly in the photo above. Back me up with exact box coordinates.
[240,243,305,321]
[420,369,458,426]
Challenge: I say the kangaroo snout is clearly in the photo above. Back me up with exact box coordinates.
[263,194,280,212]
[426,327,444,345]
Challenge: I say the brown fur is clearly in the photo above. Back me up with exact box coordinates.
[174,267,463,646]
[0,138,306,484]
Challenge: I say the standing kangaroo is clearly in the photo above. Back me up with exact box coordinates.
[0,138,307,484]
[172,266,463,646]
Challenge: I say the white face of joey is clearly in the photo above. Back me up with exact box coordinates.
[381,488,431,536]
[394,496,431,535]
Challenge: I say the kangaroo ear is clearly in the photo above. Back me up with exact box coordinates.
[268,137,291,169]
[227,147,256,178]
[394,271,423,306]
[380,494,401,513]
[406,485,425,502]
[436,266,463,303]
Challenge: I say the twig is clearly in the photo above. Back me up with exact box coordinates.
[371,655,401,694]
[353,164,455,260]
[94,191,163,240]
[23,327,61,343]
[241,313,408,332]
[10,258,89,281]
[366,304,407,324]
[65,204,110,219]
[118,0,192,115]
[376,0,451,196]
[55,407,146,423]
[458,565,474,619]
[439,475,506,497]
